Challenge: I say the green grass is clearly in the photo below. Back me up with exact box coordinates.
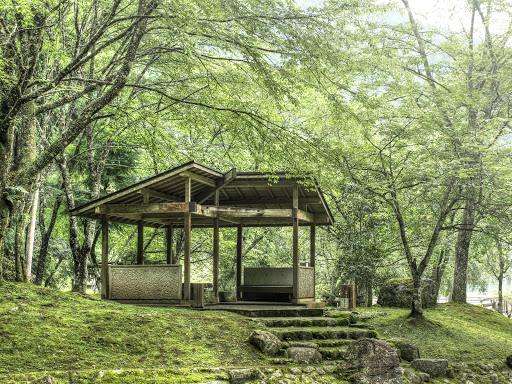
[0,282,266,374]
[361,303,512,363]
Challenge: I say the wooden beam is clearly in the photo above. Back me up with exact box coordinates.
[166,225,174,264]
[311,224,316,299]
[315,184,334,224]
[184,211,191,301]
[184,174,192,301]
[180,171,217,188]
[310,224,316,268]
[138,188,181,202]
[227,180,301,188]
[213,218,219,303]
[96,202,198,215]
[236,224,243,301]
[196,168,237,204]
[137,221,144,265]
[200,206,292,218]
[293,186,299,302]
[101,215,109,299]
[184,176,191,203]
[219,197,321,206]
[296,209,315,223]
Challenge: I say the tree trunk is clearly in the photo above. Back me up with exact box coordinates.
[366,279,373,307]
[497,240,505,314]
[14,200,31,282]
[25,184,39,280]
[452,197,476,303]
[35,192,62,286]
[431,249,449,301]
[409,272,423,318]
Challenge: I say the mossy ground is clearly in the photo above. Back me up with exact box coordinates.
[0,282,267,376]
[361,303,512,364]
[3,283,512,383]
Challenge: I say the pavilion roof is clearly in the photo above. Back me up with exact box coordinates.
[71,161,334,228]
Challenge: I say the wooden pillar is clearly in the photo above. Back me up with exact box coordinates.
[292,186,299,302]
[236,224,243,301]
[310,224,316,299]
[213,191,220,303]
[310,224,316,268]
[137,221,144,265]
[166,225,174,264]
[184,176,191,301]
[101,215,109,299]
[213,218,220,303]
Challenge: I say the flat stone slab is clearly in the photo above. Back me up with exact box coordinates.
[203,305,325,318]
[253,316,350,327]
[271,326,376,341]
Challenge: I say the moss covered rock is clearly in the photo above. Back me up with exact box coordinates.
[377,278,436,308]
[249,330,282,356]
[389,338,420,362]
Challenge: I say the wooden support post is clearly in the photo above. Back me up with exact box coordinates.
[137,221,144,265]
[166,225,174,264]
[236,224,243,301]
[310,224,316,299]
[310,224,316,268]
[184,177,191,301]
[293,186,299,302]
[213,191,220,303]
[101,215,109,299]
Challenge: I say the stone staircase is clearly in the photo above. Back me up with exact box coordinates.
[249,310,378,364]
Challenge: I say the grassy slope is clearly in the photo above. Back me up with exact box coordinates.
[2,282,512,382]
[0,282,266,375]
[362,303,512,363]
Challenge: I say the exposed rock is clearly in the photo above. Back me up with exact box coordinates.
[341,338,403,383]
[377,278,436,308]
[249,330,282,356]
[289,368,302,375]
[506,354,512,369]
[228,368,260,383]
[36,376,58,384]
[417,372,430,382]
[286,347,322,364]
[407,371,421,384]
[411,359,449,377]
[201,382,228,384]
[389,338,420,362]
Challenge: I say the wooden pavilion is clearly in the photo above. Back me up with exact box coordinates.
[71,161,334,304]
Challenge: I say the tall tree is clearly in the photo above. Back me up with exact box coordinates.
[0,0,157,282]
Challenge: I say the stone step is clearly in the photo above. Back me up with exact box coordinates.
[210,305,325,318]
[271,326,377,341]
[318,346,350,360]
[285,341,320,349]
[315,339,354,348]
[252,316,352,327]
[349,323,375,330]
